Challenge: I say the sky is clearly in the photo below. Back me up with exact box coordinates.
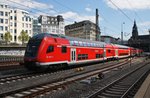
[1,0,150,40]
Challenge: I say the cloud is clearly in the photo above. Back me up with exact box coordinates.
[0,0,54,11]
[138,21,150,35]
[85,4,93,12]
[85,7,92,12]
[60,11,97,25]
[138,21,150,27]
[104,0,150,10]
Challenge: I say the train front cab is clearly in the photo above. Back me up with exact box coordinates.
[36,37,70,70]
[24,34,70,70]
[24,35,44,70]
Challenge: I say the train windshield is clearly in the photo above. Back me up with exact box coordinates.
[25,39,42,57]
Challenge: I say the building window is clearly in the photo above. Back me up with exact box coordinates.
[0,5,3,8]
[10,29,13,33]
[26,17,28,21]
[0,34,3,39]
[5,12,8,16]
[10,22,13,26]
[22,17,24,21]
[0,26,3,31]
[26,24,28,28]
[29,24,31,28]
[14,29,17,33]
[0,11,3,16]
[22,23,24,27]
[14,16,17,20]
[10,16,13,20]
[14,36,16,41]
[5,19,8,24]
[29,30,31,34]
[0,19,3,23]
[5,5,7,8]
[14,10,16,13]
[14,23,17,27]
[26,30,28,33]
[29,18,31,21]
[5,26,8,31]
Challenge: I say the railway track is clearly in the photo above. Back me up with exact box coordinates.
[0,58,127,86]
[88,59,150,98]
[0,56,23,71]
[0,57,141,98]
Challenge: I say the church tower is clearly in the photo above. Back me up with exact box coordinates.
[132,20,138,39]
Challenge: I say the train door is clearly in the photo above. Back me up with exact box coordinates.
[103,48,106,59]
[115,49,118,57]
[71,48,76,63]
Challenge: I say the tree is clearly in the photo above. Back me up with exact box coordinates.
[4,31,12,44]
[18,30,29,44]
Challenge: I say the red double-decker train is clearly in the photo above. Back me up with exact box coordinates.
[24,33,142,70]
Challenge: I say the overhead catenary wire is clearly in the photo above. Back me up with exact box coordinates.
[53,0,122,35]
[126,0,144,23]
[5,0,75,23]
[108,0,133,22]
[125,0,146,33]
[108,0,146,34]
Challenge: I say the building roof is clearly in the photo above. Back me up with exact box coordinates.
[138,35,150,40]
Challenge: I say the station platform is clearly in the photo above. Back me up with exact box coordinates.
[134,74,150,98]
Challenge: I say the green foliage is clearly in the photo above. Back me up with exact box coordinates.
[18,30,29,44]
[4,31,12,44]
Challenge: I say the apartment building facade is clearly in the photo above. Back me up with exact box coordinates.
[65,20,100,41]
[0,4,10,41]
[33,18,41,36]
[0,3,33,43]
[38,15,65,35]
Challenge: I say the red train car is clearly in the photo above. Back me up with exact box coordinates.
[24,33,141,70]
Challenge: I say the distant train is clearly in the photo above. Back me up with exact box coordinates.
[24,33,142,70]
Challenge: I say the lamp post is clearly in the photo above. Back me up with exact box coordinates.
[121,22,125,44]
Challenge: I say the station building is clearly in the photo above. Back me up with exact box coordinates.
[128,21,150,52]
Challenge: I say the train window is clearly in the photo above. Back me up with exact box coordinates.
[47,46,54,53]
[85,54,88,59]
[96,54,103,58]
[74,41,78,46]
[70,41,74,46]
[78,54,82,60]
[108,49,111,53]
[79,41,83,46]
[78,54,88,60]
[83,42,86,46]
[62,46,67,53]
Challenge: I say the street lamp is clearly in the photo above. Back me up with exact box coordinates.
[121,22,125,44]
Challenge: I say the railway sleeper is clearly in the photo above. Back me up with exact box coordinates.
[115,82,132,85]
[101,92,122,97]
[114,84,131,87]
[112,84,130,88]
[104,90,124,95]
[108,88,127,92]
[111,86,128,90]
